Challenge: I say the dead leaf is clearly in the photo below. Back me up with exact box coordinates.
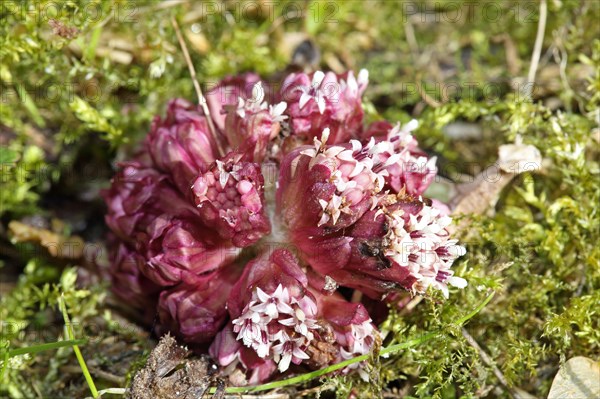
[8,220,85,259]
[498,141,542,174]
[449,139,542,234]
[185,29,210,55]
[547,356,600,399]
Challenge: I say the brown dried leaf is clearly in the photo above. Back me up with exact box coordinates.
[449,140,542,233]
[8,220,85,259]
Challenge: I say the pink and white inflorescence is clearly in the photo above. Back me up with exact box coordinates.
[104,68,467,385]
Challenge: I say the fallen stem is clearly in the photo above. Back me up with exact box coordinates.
[170,15,224,157]
[90,387,127,398]
[525,0,547,99]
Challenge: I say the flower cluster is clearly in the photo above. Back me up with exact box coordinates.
[104,69,466,385]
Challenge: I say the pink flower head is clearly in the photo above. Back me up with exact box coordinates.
[109,243,160,314]
[278,128,405,235]
[192,152,271,247]
[206,72,262,132]
[280,69,368,145]
[362,120,437,196]
[146,98,221,193]
[301,194,467,299]
[139,216,238,286]
[157,263,242,344]
[224,81,287,162]
[102,161,196,245]
[218,249,319,375]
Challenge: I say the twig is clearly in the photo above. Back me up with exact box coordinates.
[61,365,125,385]
[415,74,443,107]
[403,20,419,60]
[461,328,510,389]
[461,328,534,399]
[93,387,127,398]
[525,0,548,99]
[170,15,224,156]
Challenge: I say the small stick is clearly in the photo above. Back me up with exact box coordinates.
[525,0,548,100]
[171,15,224,156]
[461,328,531,399]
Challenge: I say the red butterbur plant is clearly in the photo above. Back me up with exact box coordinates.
[104,68,467,386]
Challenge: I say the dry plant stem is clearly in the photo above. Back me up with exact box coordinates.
[526,0,548,99]
[461,328,512,394]
[171,16,225,157]
[61,365,125,385]
[403,20,419,59]
[461,330,536,399]
[415,74,443,107]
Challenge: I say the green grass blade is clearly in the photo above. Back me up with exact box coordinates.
[0,351,8,382]
[4,339,88,358]
[59,295,99,398]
